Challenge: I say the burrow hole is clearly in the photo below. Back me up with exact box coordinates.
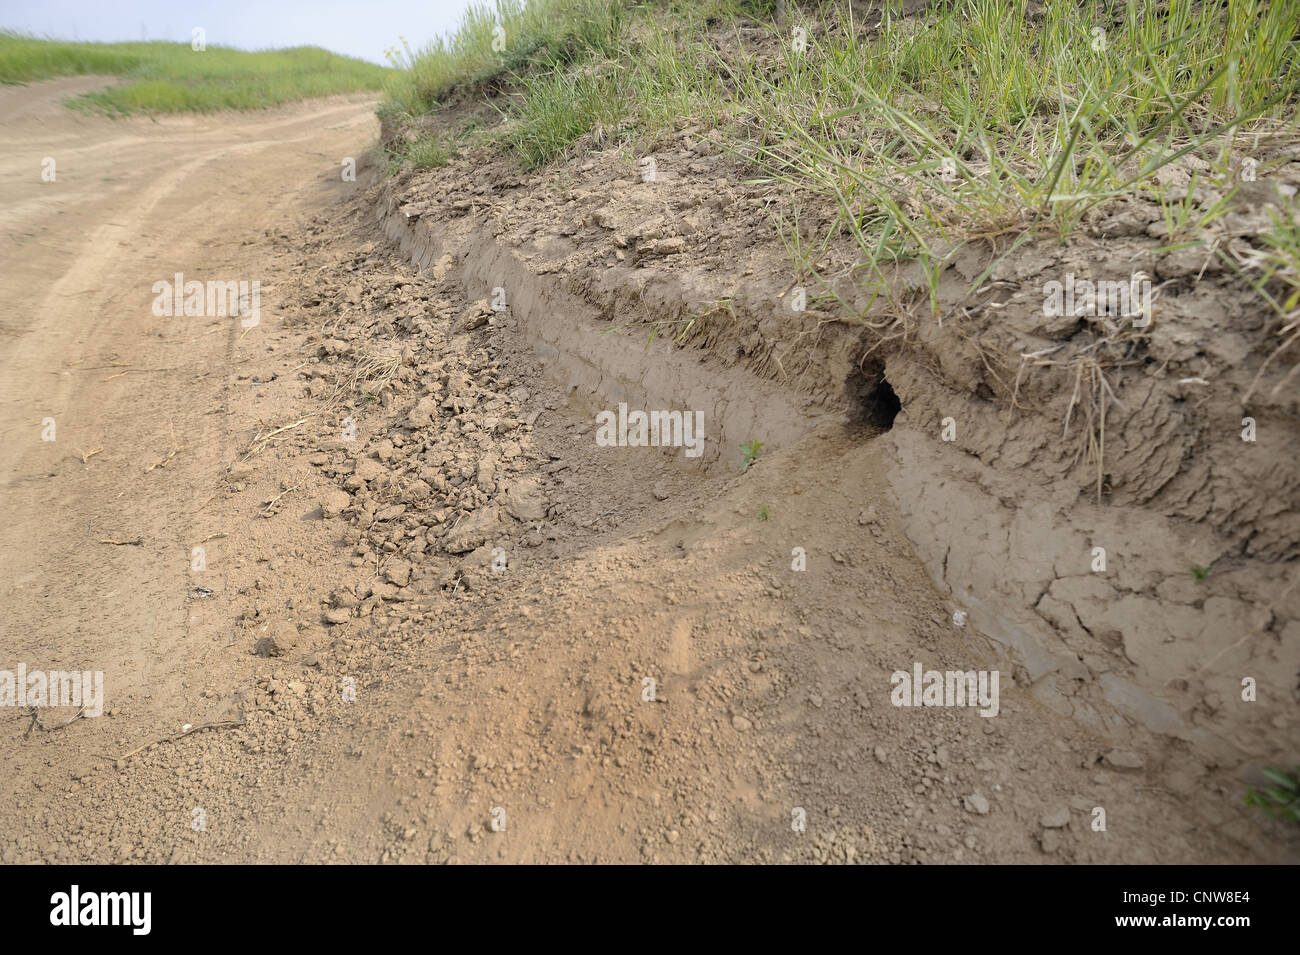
[847,358,900,430]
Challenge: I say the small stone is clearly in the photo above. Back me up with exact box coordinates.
[1040,806,1070,829]
[407,396,439,429]
[476,456,497,493]
[330,589,358,608]
[963,792,990,815]
[443,506,501,554]
[255,623,297,657]
[320,490,351,519]
[458,301,492,331]
[384,559,413,588]
[731,714,752,732]
[1103,750,1145,771]
[504,479,547,522]
[353,457,385,482]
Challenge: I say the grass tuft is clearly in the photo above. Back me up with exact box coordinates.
[383,0,625,116]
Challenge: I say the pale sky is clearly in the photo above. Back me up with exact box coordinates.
[0,0,482,65]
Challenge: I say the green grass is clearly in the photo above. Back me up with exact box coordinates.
[385,0,743,169]
[383,0,1300,390]
[725,0,1300,312]
[0,32,390,112]
[382,0,625,118]
[497,66,628,168]
[384,134,457,174]
[394,0,1299,214]
[1247,766,1300,824]
[491,1,735,167]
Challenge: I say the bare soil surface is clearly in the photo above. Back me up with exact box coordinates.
[1,79,1294,863]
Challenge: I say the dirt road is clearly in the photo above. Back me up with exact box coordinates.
[0,80,377,860]
[0,79,1290,863]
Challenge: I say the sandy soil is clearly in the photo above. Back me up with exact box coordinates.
[1,79,1293,864]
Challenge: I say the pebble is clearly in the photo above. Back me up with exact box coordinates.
[384,559,413,587]
[963,792,990,815]
[1103,749,1145,771]
[320,490,351,519]
[1040,806,1070,828]
[255,623,297,657]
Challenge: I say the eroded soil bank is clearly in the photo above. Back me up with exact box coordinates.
[377,105,1299,783]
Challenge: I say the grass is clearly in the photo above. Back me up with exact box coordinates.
[0,32,389,112]
[382,0,625,117]
[1228,199,1300,400]
[729,0,1300,304]
[390,0,1299,234]
[486,1,740,168]
[384,0,1300,388]
[498,65,628,168]
[384,135,456,174]
[1246,766,1300,824]
[383,0,736,169]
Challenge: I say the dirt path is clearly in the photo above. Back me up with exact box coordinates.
[0,80,1290,864]
[0,81,379,859]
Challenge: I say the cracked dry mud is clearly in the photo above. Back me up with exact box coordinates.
[1,79,1295,864]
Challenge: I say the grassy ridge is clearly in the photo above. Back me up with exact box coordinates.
[0,33,390,112]
[387,1,1300,176]
[383,0,1300,389]
[381,0,624,116]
